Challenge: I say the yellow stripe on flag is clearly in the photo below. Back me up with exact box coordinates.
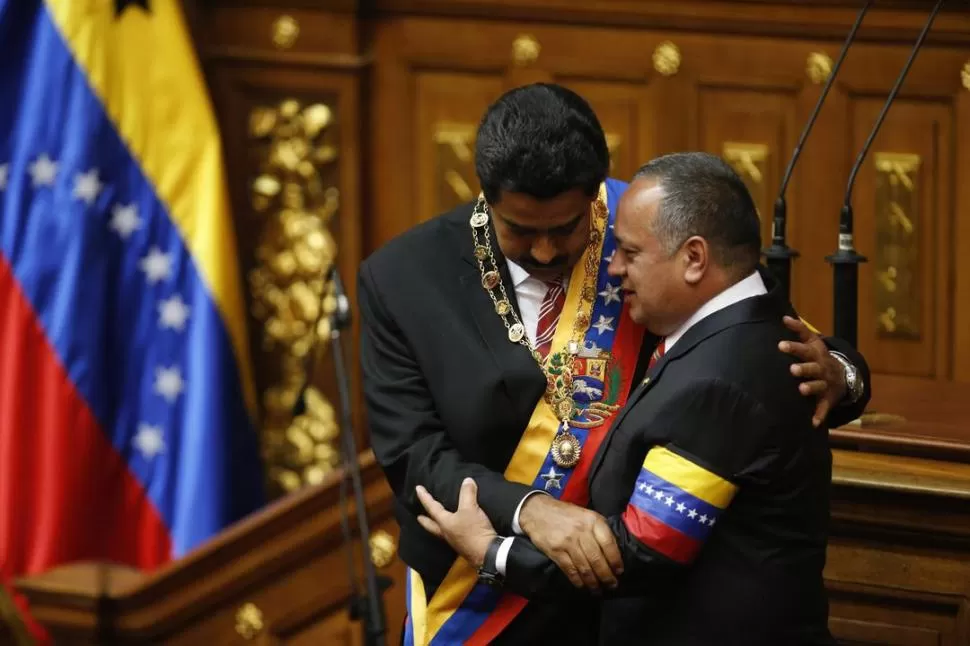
[643,447,737,509]
[43,0,257,417]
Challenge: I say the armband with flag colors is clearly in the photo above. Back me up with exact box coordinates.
[621,446,738,564]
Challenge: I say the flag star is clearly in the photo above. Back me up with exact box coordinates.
[687,509,698,519]
[29,154,58,187]
[110,203,142,239]
[653,490,664,501]
[140,246,173,283]
[708,518,717,527]
[541,466,563,491]
[598,283,622,305]
[0,163,8,190]
[158,294,190,331]
[133,424,165,459]
[676,502,687,514]
[154,365,184,403]
[73,169,102,204]
[645,485,655,496]
[664,495,675,506]
[698,514,709,524]
[637,482,648,493]
[605,250,616,263]
[592,315,615,335]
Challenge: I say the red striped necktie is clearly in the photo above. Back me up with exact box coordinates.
[648,338,666,371]
[534,277,566,359]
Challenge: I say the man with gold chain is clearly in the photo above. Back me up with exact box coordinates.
[358,83,869,645]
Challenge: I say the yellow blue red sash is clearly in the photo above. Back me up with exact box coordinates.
[404,178,646,645]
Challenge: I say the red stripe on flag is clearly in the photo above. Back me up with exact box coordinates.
[0,255,172,636]
[621,504,701,564]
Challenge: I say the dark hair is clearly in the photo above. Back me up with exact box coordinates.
[475,83,610,204]
[633,152,762,274]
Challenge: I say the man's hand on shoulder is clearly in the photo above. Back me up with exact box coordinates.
[518,494,623,592]
[779,316,848,427]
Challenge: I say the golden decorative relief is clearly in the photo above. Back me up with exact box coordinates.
[249,98,342,495]
[434,122,479,212]
[652,41,681,77]
[512,34,541,67]
[370,530,397,569]
[235,602,265,640]
[272,15,300,49]
[961,61,970,91]
[723,142,770,225]
[806,52,833,84]
[874,152,921,339]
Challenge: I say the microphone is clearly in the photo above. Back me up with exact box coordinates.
[328,264,389,646]
[291,262,389,646]
[765,0,873,299]
[827,0,945,348]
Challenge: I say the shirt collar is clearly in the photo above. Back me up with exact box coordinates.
[505,258,532,288]
[664,270,767,352]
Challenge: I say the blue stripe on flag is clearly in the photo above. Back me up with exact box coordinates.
[0,0,262,555]
[629,469,722,542]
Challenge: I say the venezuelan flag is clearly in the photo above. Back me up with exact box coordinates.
[622,447,737,564]
[0,0,263,637]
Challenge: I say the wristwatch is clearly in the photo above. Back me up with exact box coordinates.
[477,536,506,587]
[829,351,864,404]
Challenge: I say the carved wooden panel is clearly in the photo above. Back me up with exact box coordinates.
[414,73,504,219]
[201,55,365,496]
[696,87,798,250]
[849,99,952,380]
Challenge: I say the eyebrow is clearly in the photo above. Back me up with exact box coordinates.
[500,212,584,235]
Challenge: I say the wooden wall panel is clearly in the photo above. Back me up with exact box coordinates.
[850,100,952,380]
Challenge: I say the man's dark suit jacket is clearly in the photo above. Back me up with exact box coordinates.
[358,202,871,644]
[500,268,839,645]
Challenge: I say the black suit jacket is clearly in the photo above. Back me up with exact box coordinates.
[358,202,870,644]
[501,269,840,645]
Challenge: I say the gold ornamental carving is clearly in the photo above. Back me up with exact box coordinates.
[512,34,541,67]
[961,61,970,91]
[370,530,397,569]
[874,152,921,339]
[806,52,833,84]
[272,15,300,49]
[235,602,265,640]
[652,41,681,77]
[249,98,342,495]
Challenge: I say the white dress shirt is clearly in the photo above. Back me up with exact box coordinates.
[495,269,767,575]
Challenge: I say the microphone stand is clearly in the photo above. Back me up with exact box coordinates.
[827,0,944,348]
[328,269,389,646]
[765,0,873,300]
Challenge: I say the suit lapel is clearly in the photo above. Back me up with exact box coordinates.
[448,207,546,423]
[588,269,784,483]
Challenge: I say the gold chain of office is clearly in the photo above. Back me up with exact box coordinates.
[468,194,606,468]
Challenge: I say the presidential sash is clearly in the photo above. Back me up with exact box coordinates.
[404,178,646,645]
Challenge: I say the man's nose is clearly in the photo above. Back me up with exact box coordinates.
[530,236,557,264]
[607,252,624,277]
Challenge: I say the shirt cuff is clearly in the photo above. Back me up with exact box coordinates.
[511,490,550,535]
[495,537,515,576]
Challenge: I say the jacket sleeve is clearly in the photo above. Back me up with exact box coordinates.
[501,379,774,601]
[821,335,872,427]
[358,261,534,536]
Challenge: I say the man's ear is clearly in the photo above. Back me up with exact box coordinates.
[682,236,709,285]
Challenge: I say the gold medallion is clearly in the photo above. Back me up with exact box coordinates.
[556,398,573,420]
[482,271,500,290]
[470,212,488,228]
[551,431,582,469]
[508,323,525,343]
[546,375,557,394]
[576,311,590,329]
[582,286,596,302]
[495,300,511,315]
[474,245,489,260]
